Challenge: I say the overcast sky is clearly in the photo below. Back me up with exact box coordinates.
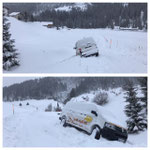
[3,77,39,87]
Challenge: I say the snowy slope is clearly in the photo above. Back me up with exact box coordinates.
[4,17,147,73]
[55,3,89,12]
[3,89,147,147]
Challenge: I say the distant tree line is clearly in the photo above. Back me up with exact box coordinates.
[17,12,35,22]
[4,3,147,29]
[3,77,146,102]
[58,77,142,104]
[3,77,67,101]
[32,3,147,29]
[67,77,139,98]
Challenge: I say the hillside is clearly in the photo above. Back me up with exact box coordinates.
[4,3,74,13]
[3,77,141,102]
[4,3,147,29]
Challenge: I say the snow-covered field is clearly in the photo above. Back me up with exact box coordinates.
[3,89,147,147]
[5,17,147,73]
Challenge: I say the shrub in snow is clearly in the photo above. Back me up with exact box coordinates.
[124,81,147,133]
[93,92,108,106]
[19,103,22,106]
[3,12,19,70]
[45,104,52,112]
[26,102,29,105]
[82,96,89,101]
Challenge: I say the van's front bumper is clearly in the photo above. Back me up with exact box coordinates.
[102,126,128,143]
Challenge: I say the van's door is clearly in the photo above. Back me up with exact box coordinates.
[75,111,88,128]
[70,103,89,128]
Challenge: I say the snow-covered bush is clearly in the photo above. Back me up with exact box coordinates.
[93,92,108,106]
[82,96,89,101]
[19,103,22,106]
[45,104,52,112]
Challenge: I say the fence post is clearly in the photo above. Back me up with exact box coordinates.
[12,104,14,115]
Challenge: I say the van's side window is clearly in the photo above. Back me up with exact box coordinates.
[91,110,98,117]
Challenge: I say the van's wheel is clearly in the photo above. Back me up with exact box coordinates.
[95,53,99,57]
[118,138,126,143]
[92,126,101,140]
[61,116,67,127]
[123,139,127,143]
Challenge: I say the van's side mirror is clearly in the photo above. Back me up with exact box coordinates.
[74,47,76,49]
[91,110,98,117]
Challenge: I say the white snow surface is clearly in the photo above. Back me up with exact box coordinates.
[3,88,147,147]
[4,17,147,73]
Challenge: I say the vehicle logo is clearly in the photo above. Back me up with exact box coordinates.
[84,116,93,122]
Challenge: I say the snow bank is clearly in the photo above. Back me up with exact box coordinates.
[3,99,62,118]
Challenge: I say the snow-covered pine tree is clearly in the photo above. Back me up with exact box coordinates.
[138,77,147,129]
[3,12,19,70]
[139,78,147,113]
[124,81,146,133]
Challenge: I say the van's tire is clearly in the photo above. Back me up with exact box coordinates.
[92,126,101,140]
[120,138,127,143]
[61,116,67,127]
[95,53,99,57]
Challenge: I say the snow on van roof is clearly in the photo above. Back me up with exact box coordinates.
[66,101,125,128]
[76,37,95,46]
[66,101,97,111]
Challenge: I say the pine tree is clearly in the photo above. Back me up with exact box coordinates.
[124,81,146,133]
[138,77,147,129]
[3,12,19,71]
[139,78,147,113]
[69,88,76,98]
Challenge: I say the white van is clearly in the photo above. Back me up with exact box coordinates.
[59,101,128,142]
[74,37,99,57]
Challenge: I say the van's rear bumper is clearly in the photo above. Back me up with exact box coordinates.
[82,48,99,57]
[102,127,128,142]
